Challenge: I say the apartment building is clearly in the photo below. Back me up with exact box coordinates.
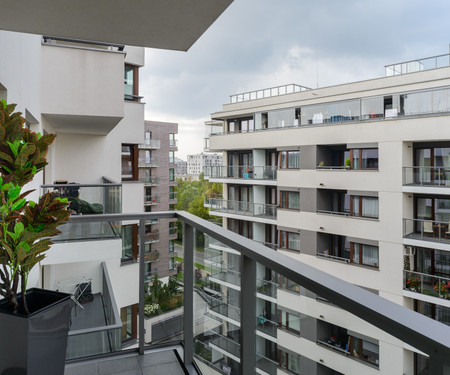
[138,120,179,282]
[175,157,188,177]
[188,152,223,178]
[201,56,450,375]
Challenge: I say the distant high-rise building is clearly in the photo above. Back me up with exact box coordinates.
[187,152,222,178]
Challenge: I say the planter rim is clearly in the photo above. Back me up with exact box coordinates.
[0,287,72,318]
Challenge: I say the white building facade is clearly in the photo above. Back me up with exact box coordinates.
[201,59,450,375]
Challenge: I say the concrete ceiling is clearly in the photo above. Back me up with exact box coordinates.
[0,0,233,50]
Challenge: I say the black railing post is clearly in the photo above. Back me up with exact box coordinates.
[240,255,256,374]
[183,223,194,366]
[138,218,146,355]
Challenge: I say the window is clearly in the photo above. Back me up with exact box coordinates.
[169,169,175,181]
[121,304,137,342]
[350,196,378,218]
[169,151,175,164]
[227,117,254,133]
[279,310,301,334]
[121,144,138,181]
[351,243,379,267]
[169,240,175,253]
[124,64,139,101]
[279,349,301,374]
[279,150,300,169]
[279,231,300,251]
[169,186,176,200]
[122,224,138,261]
[169,257,176,271]
[350,148,378,169]
[280,191,300,210]
[169,133,176,147]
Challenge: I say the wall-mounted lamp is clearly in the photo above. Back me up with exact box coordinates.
[319,183,324,186]
[319,226,324,230]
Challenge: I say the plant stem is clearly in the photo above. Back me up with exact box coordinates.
[20,273,29,315]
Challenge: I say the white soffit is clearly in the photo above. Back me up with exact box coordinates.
[0,0,233,50]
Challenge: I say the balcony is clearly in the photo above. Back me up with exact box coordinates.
[169,191,178,201]
[144,195,160,206]
[403,167,450,194]
[145,250,160,263]
[204,165,277,184]
[40,38,124,136]
[139,139,161,150]
[169,139,178,148]
[207,198,277,224]
[169,227,178,239]
[42,181,122,215]
[138,157,160,168]
[140,176,160,186]
[145,230,160,244]
[404,270,450,303]
[403,218,450,246]
[36,212,450,374]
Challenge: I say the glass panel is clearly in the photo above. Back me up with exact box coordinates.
[194,231,242,375]
[288,192,300,210]
[362,197,378,218]
[352,149,360,169]
[268,108,295,128]
[362,149,379,169]
[361,245,379,267]
[288,151,300,168]
[361,96,383,119]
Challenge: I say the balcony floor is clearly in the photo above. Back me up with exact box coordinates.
[65,347,186,375]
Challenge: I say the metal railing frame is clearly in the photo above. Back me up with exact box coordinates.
[68,211,450,373]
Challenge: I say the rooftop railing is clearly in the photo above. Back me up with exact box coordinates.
[59,212,450,374]
[230,84,310,103]
[385,54,450,76]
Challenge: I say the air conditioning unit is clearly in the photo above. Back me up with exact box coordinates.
[404,246,415,256]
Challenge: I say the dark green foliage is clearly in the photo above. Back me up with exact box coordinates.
[144,274,183,317]
[0,101,69,314]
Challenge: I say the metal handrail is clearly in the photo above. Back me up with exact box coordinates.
[67,212,450,369]
[385,54,450,76]
[317,252,351,263]
[404,270,450,299]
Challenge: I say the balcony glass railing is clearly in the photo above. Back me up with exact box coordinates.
[207,198,277,220]
[256,278,277,298]
[144,195,160,205]
[42,181,122,215]
[138,158,160,167]
[169,191,178,200]
[56,212,450,374]
[139,139,161,149]
[65,262,121,359]
[169,139,178,148]
[140,176,160,186]
[256,316,278,337]
[404,270,450,300]
[403,218,450,244]
[145,231,160,243]
[204,165,277,181]
[403,166,450,186]
[169,227,178,236]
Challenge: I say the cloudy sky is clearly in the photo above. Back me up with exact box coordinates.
[140,0,450,160]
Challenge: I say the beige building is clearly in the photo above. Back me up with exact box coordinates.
[202,57,450,374]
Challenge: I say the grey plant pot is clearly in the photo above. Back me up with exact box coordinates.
[0,288,73,375]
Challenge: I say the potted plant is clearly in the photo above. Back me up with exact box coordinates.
[345,158,351,169]
[0,100,72,374]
